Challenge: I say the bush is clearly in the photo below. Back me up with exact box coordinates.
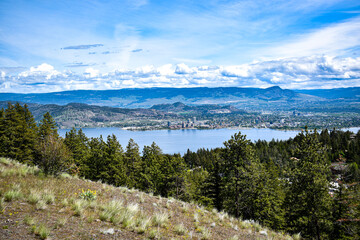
[4,190,22,202]
[79,189,96,201]
[36,135,72,176]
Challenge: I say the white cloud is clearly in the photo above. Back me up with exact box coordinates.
[84,68,99,78]
[175,63,194,74]
[1,55,360,93]
[265,17,360,58]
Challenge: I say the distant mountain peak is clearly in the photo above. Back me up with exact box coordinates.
[267,86,282,90]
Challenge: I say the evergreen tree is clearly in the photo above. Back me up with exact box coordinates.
[64,128,89,175]
[16,104,38,164]
[124,138,142,188]
[254,159,285,230]
[140,142,166,195]
[99,134,127,186]
[285,129,333,239]
[164,154,187,198]
[0,103,22,160]
[0,103,37,164]
[83,136,106,181]
[182,166,211,206]
[221,132,261,219]
[38,112,58,140]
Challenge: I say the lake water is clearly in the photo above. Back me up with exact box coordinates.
[59,127,360,155]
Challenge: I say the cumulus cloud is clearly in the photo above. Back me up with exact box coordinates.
[175,63,194,74]
[1,55,360,93]
[84,68,99,78]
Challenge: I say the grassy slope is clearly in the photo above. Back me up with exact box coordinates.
[0,158,296,240]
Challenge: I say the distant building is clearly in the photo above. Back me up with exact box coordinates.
[193,117,196,123]
[167,121,171,127]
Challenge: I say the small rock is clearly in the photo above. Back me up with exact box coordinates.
[233,225,239,231]
[152,203,157,207]
[210,222,216,228]
[101,228,115,235]
[260,230,267,236]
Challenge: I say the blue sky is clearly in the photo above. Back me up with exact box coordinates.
[0,0,360,92]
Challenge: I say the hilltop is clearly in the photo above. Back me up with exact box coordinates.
[0,101,244,129]
[0,158,294,240]
[0,86,322,110]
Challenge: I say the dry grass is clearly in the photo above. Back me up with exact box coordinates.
[0,158,294,240]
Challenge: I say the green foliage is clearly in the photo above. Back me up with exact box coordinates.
[64,128,89,176]
[124,138,142,188]
[182,167,212,206]
[38,112,58,140]
[0,103,38,164]
[285,128,333,239]
[36,135,72,176]
[221,132,261,219]
[79,189,97,201]
[4,104,360,239]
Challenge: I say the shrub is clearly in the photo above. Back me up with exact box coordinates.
[24,215,36,226]
[61,198,68,207]
[55,217,67,228]
[126,202,139,214]
[99,200,123,221]
[28,191,41,205]
[72,199,87,216]
[174,223,187,235]
[135,216,151,234]
[79,189,96,201]
[36,200,47,210]
[42,190,55,204]
[152,212,168,227]
[4,190,22,202]
[148,228,161,239]
[36,135,72,176]
[35,223,50,240]
[0,158,11,165]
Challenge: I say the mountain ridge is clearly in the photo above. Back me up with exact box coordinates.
[0,86,326,109]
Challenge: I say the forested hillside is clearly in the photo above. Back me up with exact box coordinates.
[0,102,359,239]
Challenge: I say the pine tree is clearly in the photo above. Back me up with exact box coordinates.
[164,154,187,198]
[0,103,22,159]
[285,129,333,239]
[16,104,38,164]
[254,159,285,230]
[83,136,106,181]
[124,138,142,188]
[100,134,127,186]
[38,112,58,140]
[221,132,261,219]
[182,166,211,205]
[64,128,89,175]
[141,142,166,194]
[0,103,37,164]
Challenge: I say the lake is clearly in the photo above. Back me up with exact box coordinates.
[59,127,360,155]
